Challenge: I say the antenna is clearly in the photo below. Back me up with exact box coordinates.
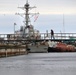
[63,14,65,33]
[26,0,28,4]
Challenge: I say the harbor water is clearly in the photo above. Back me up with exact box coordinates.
[0,53,76,75]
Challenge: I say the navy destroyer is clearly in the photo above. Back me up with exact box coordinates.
[14,0,40,40]
[7,0,76,53]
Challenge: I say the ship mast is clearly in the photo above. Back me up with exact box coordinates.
[22,0,30,37]
[24,0,29,27]
[16,0,39,39]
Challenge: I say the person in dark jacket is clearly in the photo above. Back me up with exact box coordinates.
[51,29,55,39]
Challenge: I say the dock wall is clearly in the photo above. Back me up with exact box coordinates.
[0,44,27,57]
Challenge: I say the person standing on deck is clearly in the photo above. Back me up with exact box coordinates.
[51,29,55,39]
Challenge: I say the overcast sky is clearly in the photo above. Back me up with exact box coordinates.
[0,0,76,14]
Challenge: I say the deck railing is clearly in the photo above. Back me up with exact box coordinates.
[40,33,76,39]
[0,33,76,40]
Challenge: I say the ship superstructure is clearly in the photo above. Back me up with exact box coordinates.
[14,0,40,40]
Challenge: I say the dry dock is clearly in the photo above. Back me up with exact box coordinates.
[0,44,27,57]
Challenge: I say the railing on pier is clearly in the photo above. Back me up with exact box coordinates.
[0,33,76,41]
[41,33,76,39]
